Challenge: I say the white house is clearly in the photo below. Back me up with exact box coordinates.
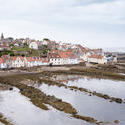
[14,43,19,47]
[42,39,51,46]
[113,57,117,63]
[29,42,38,50]
[50,53,63,65]
[87,54,107,64]
[69,56,79,64]
[25,57,34,67]
[0,58,7,69]
[58,51,72,65]
[49,51,80,65]
[42,58,49,65]
[11,56,25,68]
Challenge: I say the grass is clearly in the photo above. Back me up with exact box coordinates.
[11,46,39,56]
[29,49,39,56]
[11,46,31,51]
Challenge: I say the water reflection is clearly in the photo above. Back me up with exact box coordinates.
[53,75,125,99]
[0,88,87,125]
[0,122,4,125]
[51,74,83,84]
[38,83,125,125]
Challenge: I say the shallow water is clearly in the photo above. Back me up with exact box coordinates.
[1,75,125,125]
[38,83,125,125]
[67,78,125,99]
[0,88,87,125]
[54,75,125,99]
[0,122,4,125]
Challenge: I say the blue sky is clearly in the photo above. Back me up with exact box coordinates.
[0,0,125,48]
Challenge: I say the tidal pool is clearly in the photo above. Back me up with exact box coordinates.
[0,122,4,125]
[54,75,125,99]
[38,82,125,125]
[0,88,87,125]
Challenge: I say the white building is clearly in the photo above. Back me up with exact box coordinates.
[11,56,25,68]
[50,53,63,65]
[29,42,38,50]
[0,58,7,69]
[87,55,107,64]
[42,58,49,65]
[42,39,50,45]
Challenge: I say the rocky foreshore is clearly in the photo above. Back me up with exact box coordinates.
[0,70,113,125]
[0,113,13,125]
[0,65,124,125]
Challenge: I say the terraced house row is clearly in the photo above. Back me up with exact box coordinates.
[0,51,118,69]
[0,54,82,69]
[0,56,49,69]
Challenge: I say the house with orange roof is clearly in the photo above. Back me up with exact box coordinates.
[25,57,34,67]
[49,50,80,65]
[1,55,11,68]
[58,51,70,65]
[87,54,107,64]
[68,54,80,64]
[24,56,43,67]
[0,58,7,69]
[32,56,40,66]
[41,58,49,65]
[58,51,80,65]
[49,53,63,65]
[11,56,25,68]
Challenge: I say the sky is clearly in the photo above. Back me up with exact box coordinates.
[0,0,125,48]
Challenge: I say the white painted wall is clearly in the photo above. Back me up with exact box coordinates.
[29,42,38,50]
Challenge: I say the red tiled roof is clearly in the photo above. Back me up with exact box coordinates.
[10,56,16,61]
[19,56,24,61]
[88,54,103,59]
[50,53,60,58]
[59,51,72,58]
[42,58,49,63]
[0,58,5,64]
[26,57,33,62]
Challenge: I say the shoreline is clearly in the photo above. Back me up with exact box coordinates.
[0,64,125,81]
[0,66,123,125]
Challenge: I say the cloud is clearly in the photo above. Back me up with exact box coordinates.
[49,0,125,25]
[74,0,116,6]
[0,0,125,24]
[0,0,125,48]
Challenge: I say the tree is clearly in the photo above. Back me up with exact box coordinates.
[43,38,50,41]
[23,43,28,46]
[21,54,25,57]
[42,45,47,49]
[0,53,2,57]
[10,53,15,56]
[42,50,48,54]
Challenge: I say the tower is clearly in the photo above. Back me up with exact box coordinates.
[1,33,4,40]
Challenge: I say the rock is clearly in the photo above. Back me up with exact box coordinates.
[115,98,122,103]
[9,87,13,91]
[114,120,119,124]
[20,88,24,91]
